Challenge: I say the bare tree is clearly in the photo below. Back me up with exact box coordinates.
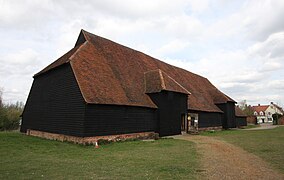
[238,100,253,116]
[238,100,247,110]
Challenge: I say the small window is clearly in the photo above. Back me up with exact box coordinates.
[260,111,264,116]
[254,111,258,115]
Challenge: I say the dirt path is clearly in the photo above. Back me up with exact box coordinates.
[243,123,281,131]
[174,135,284,180]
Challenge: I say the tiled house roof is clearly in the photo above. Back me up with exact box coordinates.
[273,104,284,114]
[34,30,235,112]
[252,105,269,114]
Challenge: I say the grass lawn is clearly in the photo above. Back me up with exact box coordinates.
[201,126,284,173]
[0,132,199,179]
[242,124,260,129]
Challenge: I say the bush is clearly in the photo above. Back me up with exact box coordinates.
[0,102,24,131]
[272,113,283,125]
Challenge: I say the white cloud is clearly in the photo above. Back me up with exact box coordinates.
[248,32,284,58]
[167,30,284,106]
[1,48,39,65]
[155,39,190,57]
[162,15,204,39]
[0,0,283,108]
[242,0,284,41]
[0,48,44,103]
[187,0,209,13]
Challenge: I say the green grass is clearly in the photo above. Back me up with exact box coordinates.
[0,132,199,179]
[242,124,260,129]
[201,126,284,173]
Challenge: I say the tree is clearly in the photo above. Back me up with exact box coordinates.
[238,100,254,116]
[272,113,283,125]
[0,89,24,131]
[0,88,3,108]
[238,100,247,110]
[243,105,254,116]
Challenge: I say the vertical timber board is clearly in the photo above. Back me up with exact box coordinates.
[216,102,236,129]
[84,104,156,137]
[148,91,188,136]
[236,117,247,127]
[227,102,236,128]
[188,110,222,128]
[21,64,85,137]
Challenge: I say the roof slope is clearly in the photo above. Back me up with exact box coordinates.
[272,104,284,114]
[34,45,82,77]
[252,105,269,113]
[35,29,235,112]
[235,106,247,117]
[144,69,191,94]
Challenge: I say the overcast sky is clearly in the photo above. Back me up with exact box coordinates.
[0,0,283,107]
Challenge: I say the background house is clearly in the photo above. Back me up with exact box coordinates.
[252,102,283,123]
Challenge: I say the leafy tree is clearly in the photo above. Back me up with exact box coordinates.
[238,100,254,116]
[0,88,3,108]
[272,113,283,125]
[0,89,24,131]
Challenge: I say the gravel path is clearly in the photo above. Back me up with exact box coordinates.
[174,135,284,180]
[243,123,281,131]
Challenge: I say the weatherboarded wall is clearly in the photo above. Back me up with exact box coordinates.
[21,64,86,137]
[148,91,188,136]
[236,117,247,127]
[216,102,236,129]
[189,110,222,128]
[84,104,156,137]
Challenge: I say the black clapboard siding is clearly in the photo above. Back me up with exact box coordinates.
[216,102,236,129]
[20,64,85,136]
[189,110,222,128]
[84,104,156,137]
[148,91,188,136]
[199,112,222,128]
[236,117,247,127]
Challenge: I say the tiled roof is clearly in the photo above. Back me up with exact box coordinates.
[144,69,191,95]
[34,30,235,112]
[34,45,82,77]
[252,105,269,113]
[235,106,246,117]
[273,104,284,114]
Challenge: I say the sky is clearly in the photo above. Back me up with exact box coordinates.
[0,0,283,107]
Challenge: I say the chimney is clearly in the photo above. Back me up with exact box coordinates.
[258,104,260,106]
[271,102,273,104]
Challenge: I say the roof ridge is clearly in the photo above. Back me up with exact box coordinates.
[159,69,166,89]
[252,105,269,107]
[34,42,86,77]
[34,30,235,113]
[70,41,88,60]
[80,30,210,80]
[161,71,191,94]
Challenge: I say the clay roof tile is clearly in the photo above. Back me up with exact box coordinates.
[34,30,235,113]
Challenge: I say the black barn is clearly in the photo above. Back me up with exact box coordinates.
[21,30,243,139]
[235,106,247,127]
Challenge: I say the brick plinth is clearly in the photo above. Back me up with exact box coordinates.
[26,129,158,145]
[198,126,222,131]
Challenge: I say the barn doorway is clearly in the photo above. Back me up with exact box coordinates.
[181,113,187,134]
[188,113,199,133]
